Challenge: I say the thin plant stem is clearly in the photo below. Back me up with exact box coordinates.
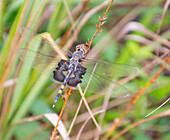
[65,0,114,50]
[145,97,170,117]
[62,0,74,25]
[156,0,170,56]
[156,0,170,34]
[86,0,114,50]
[66,63,100,139]
[50,88,72,140]
[77,63,101,132]
[76,110,105,140]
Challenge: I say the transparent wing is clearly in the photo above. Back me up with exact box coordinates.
[17,48,62,83]
[78,58,140,98]
[82,58,140,78]
[18,26,72,58]
[17,27,72,83]
[79,68,131,98]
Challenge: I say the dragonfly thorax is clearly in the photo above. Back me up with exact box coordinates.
[71,51,84,63]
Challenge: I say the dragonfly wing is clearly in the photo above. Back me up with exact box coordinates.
[77,58,140,98]
[82,58,140,78]
[17,48,63,83]
[79,69,130,98]
[17,26,73,83]
[19,26,72,58]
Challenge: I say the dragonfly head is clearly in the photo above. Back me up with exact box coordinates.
[76,44,88,56]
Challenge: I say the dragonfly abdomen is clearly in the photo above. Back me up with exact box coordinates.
[52,65,75,108]
[52,82,66,108]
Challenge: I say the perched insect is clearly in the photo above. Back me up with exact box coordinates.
[17,27,139,108]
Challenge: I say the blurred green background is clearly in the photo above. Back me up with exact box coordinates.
[0,0,170,139]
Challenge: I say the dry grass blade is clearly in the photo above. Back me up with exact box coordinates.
[45,113,70,140]
[65,0,112,49]
[1,0,47,127]
[59,0,90,47]
[0,0,30,101]
[0,1,31,135]
[3,78,18,88]
[62,0,74,25]
[9,113,69,140]
[11,115,44,126]
[111,0,156,37]
[145,97,170,117]
[74,98,128,125]
[156,0,170,56]
[99,90,112,126]
[76,110,105,140]
[77,63,102,132]
[157,0,170,34]
[68,64,101,139]
[67,63,99,138]
[94,89,113,139]
[124,34,169,53]
[116,22,170,49]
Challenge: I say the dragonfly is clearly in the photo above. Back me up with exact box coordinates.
[17,27,140,108]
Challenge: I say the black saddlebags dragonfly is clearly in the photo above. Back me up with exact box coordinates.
[17,27,139,108]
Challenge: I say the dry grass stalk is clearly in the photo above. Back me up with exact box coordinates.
[86,0,114,50]
[67,63,99,137]
[64,0,113,50]
[51,88,72,140]
[76,110,105,140]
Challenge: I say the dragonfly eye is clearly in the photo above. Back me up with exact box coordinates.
[76,46,81,51]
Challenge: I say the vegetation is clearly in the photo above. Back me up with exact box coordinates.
[0,0,170,139]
